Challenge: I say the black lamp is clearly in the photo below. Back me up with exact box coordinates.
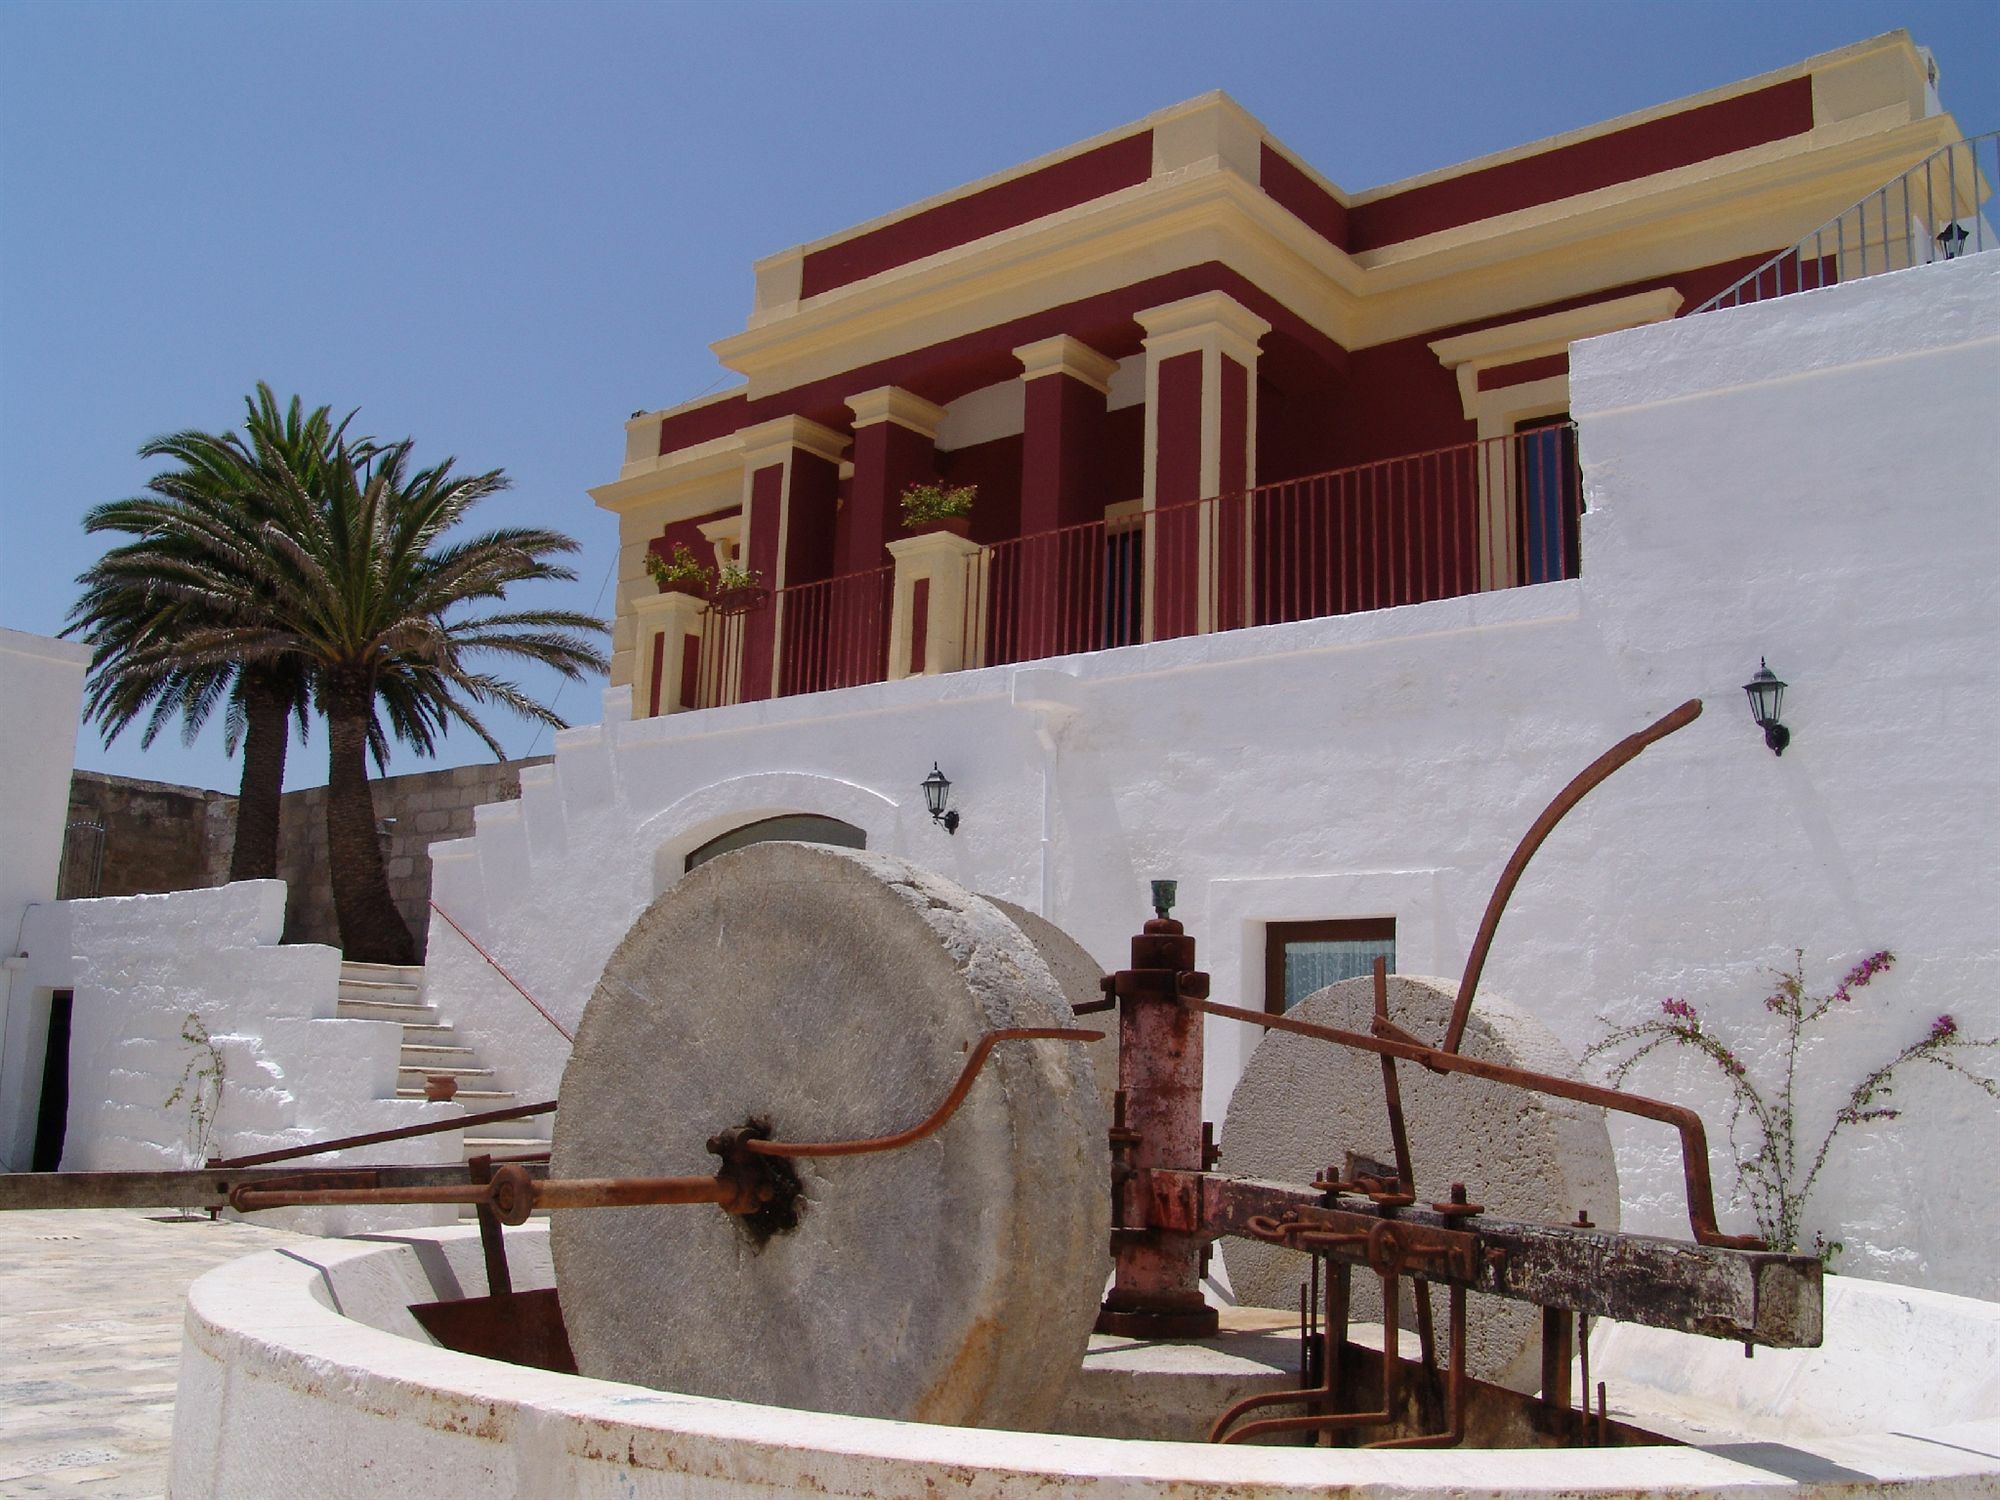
[1937,222,1970,260]
[1150,879,1178,920]
[922,763,959,834]
[1742,659,1790,756]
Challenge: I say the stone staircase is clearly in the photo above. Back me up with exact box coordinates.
[335,962,551,1202]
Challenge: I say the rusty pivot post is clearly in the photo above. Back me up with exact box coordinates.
[1096,900,1219,1338]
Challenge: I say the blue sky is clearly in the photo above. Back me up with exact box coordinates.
[4,0,1994,794]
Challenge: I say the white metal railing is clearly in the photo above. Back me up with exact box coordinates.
[1693,130,1997,314]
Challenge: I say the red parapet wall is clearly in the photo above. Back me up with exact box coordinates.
[800,132,1154,299]
[1349,77,1815,251]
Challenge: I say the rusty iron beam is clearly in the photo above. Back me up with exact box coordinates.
[1444,699,1702,1055]
[1186,994,1757,1250]
[1147,1171,1821,1347]
[0,1161,545,1214]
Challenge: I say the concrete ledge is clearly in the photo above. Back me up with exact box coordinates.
[171,1226,2000,1498]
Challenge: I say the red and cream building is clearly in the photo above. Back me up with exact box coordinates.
[592,33,1959,717]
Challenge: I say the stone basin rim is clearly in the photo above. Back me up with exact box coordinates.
[171,1226,2000,1498]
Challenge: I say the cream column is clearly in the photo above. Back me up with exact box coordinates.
[628,589,708,717]
[1135,292,1269,639]
[885,531,986,680]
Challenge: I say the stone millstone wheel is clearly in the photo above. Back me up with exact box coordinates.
[551,843,1110,1430]
[1218,974,1618,1390]
[983,896,1116,1130]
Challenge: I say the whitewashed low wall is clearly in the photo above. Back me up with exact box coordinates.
[419,254,2000,1298]
[17,882,458,1231]
[170,1227,2000,1499]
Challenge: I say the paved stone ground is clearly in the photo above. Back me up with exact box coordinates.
[0,1208,306,1499]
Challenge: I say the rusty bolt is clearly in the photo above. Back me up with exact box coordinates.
[1432,1181,1484,1217]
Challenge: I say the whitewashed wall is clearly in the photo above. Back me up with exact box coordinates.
[18,882,458,1231]
[422,253,1998,1297]
[0,627,91,1171]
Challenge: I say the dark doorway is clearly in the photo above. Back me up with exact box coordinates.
[1514,414,1582,585]
[32,989,73,1171]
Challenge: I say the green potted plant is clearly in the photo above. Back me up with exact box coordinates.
[643,542,714,598]
[899,480,977,538]
[710,559,767,615]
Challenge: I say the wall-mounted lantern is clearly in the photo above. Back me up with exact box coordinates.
[1742,659,1790,756]
[1151,879,1178,920]
[1937,222,1970,260]
[922,763,959,834]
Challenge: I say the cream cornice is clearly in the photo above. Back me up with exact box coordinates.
[1429,288,1684,365]
[591,435,744,516]
[845,386,947,437]
[1429,288,1683,420]
[708,111,1956,397]
[1012,334,1118,393]
[738,414,849,468]
[1137,291,1271,366]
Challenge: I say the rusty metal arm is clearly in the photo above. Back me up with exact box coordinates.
[744,1027,1102,1158]
[210,1098,558,1169]
[211,1029,1102,1221]
[1187,994,1758,1249]
[1444,698,1702,1055]
[0,1161,547,1214]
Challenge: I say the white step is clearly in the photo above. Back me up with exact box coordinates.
[339,961,428,988]
[399,1044,479,1063]
[463,1135,549,1156]
[338,977,424,1004]
[336,997,437,1022]
[400,1086,512,1102]
[398,1062,495,1083]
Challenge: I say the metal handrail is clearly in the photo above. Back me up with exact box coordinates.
[428,899,575,1044]
[1692,129,1997,315]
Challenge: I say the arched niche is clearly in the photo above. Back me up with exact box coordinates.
[681,814,866,874]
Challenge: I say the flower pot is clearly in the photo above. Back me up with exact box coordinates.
[710,584,770,616]
[423,1074,458,1102]
[654,576,709,599]
[905,515,972,539]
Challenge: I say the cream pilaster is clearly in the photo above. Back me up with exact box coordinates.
[886,532,986,680]
[1135,292,1269,639]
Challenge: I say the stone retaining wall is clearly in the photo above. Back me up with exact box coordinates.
[59,758,550,958]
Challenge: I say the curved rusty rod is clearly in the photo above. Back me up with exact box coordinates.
[1189,996,1760,1249]
[744,1028,1102,1159]
[1443,698,1703,1056]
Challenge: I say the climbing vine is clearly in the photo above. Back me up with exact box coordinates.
[1584,951,1998,1260]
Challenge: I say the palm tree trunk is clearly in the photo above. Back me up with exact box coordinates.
[323,677,416,966]
[228,673,290,882]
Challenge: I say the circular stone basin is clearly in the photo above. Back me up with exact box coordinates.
[171,1224,2000,1498]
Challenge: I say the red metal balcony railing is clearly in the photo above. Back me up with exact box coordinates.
[695,566,893,708]
[979,425,1579,661]
[679,425,1580,711]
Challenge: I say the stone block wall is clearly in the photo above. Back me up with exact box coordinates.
[60,771,236,899]
[274,757,550,957]
[58,758,550,959]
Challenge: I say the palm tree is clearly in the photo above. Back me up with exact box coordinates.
[183,434,607,964]
[66,388,345,881]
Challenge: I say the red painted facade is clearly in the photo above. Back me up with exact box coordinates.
[800,132,1154,299]
[627,57,1915,706]
[1348,78,1815,250]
